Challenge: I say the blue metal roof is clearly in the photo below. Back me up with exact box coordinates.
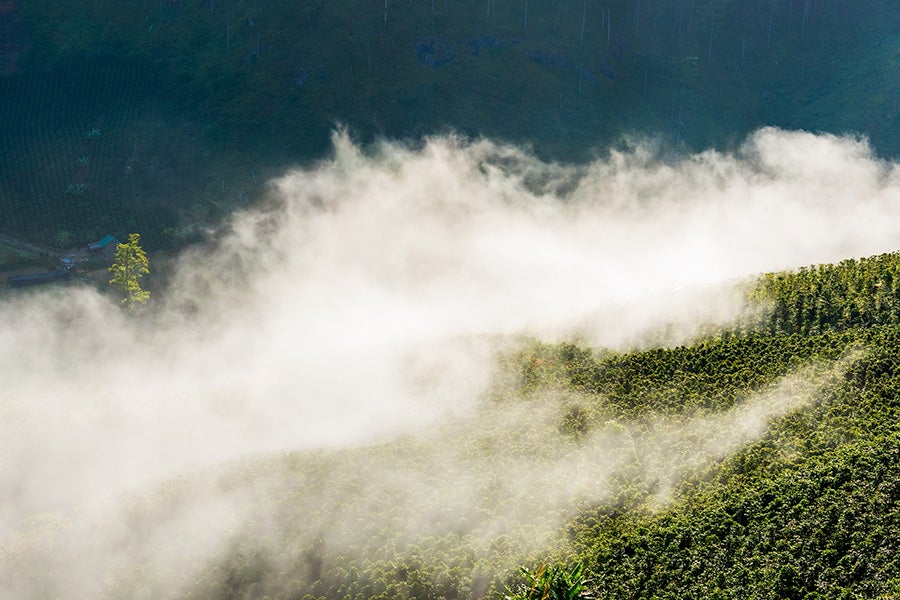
[88,234,120,250]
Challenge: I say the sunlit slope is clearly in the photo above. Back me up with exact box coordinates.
[3,131,900,598]
[13,251,897,600]
[188,251,900,599]
[570,256,900,598]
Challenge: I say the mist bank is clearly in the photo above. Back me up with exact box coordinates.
[2,128,900,597]
[3,353,856,599]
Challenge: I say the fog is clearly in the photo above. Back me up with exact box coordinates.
[2,128,899,597]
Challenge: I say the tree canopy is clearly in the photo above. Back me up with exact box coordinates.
[108,232,150,308]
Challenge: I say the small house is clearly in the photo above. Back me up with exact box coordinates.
[88,234,119,252]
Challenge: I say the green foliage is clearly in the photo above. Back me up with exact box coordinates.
[55,230,74,248]
[486,252,900,600]
[108,232,150,308]
[505,561,594,600]
[0,242,42,271]
[24,248,900,600]
[535,254,900,599]
[751,252,900,334]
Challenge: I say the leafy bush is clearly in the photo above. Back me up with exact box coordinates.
[505,562,594,600]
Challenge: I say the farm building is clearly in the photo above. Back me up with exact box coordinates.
[88,234,119,252]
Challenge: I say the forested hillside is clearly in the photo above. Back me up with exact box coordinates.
[3,3,900,598]
[1,0,897,248]
[18,251,892,599]
[551,253,900,598]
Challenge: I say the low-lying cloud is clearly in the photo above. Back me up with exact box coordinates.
[1,128,899,597]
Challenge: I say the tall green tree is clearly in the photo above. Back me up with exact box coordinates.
[108,233,150,308]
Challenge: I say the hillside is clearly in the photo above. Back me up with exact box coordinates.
[181,254,900,599]
[8,250,900,599]
[203,251,900,599]
[3,3,900,598]
[1,0,898,248]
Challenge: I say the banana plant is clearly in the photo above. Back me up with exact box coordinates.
[505,561,595,600]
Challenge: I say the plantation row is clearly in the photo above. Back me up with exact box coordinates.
[751,252,900,334]
[531,252,900,598]
[0,53,181,249]
[0,52,264,250]
[570,328,900,599]
[517,249,900,421]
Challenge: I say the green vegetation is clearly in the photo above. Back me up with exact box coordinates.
[0,241,40,271]
[29,249,891,599]
[4,2,900,596]
[506,561,595,600]
[751,252,900,334]
[536,253,900,599]
[108,232,150,308]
